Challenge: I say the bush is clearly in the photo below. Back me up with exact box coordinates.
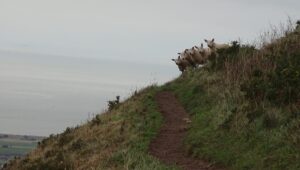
[58,129,74,146]
[241,52,300,105]
[108,96,120,111]
[210,41,256,71]
[266,53,300,104]
[240,69,267,102]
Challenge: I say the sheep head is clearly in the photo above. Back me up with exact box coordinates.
[204,38,215,49]
[171,56,181,65]
[197,43,205,55]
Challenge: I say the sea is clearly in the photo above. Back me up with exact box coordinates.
[0,50,177,136]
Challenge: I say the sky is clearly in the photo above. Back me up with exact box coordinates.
[0,0,299,136]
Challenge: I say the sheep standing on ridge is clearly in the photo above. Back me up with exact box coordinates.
[172,38,231,72]
[178,49,197,68]
[196,43,212,63]
[171,56,190,72]
[189,46,207,65]
[204,38,230,52]
[204,38,230,65]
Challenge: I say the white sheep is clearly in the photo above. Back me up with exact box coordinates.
[178,48,197,68]
[196,43,212,63]
[204,38,230,52]
[171,56,190,72]
[187,46,206,65]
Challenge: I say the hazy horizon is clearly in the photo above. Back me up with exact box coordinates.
[0,51,177,136]
[1,0,300,136]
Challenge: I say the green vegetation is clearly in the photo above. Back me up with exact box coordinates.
[160,22,300,169]
[5,86,177,170]
[5,21,300,170]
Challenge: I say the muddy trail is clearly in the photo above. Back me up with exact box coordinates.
[149,91,224,170]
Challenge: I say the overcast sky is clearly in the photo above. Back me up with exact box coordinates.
[1,0,299,62]
[0,0,299,136]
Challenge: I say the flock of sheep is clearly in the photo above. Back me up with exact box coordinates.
[172,38,231,72]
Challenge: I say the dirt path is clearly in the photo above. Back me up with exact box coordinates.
[149,91,224,170]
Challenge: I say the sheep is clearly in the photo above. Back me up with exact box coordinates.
[178,48,197,68]
[188,46,207,65]
[172,39,229,71]
[171,56,190,72]
[204,38,230,52]
[195,43,213,63]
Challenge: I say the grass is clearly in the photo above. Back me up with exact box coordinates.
[5,85,177,170]
[158,21,300,169]
[161,68,300,169]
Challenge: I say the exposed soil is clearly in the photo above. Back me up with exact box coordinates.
[149,91,224,170]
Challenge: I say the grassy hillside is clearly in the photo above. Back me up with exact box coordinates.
[161,22,300,169]
[4,22,300,170]
[3,87,177,170]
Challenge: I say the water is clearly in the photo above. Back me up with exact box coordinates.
[0,50,178,136]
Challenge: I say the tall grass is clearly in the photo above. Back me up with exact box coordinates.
[161,20,300,169]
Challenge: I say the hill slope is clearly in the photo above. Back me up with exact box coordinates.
[4,86,176,170]
[160,24,300,169]
[3,23,300,170]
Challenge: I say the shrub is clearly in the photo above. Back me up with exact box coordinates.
[210,41,256,71]
[108,96,120,111]
[241,45,300,105]
[58,130,74,146]
[240,68,267,102]
[266,53,300,104]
